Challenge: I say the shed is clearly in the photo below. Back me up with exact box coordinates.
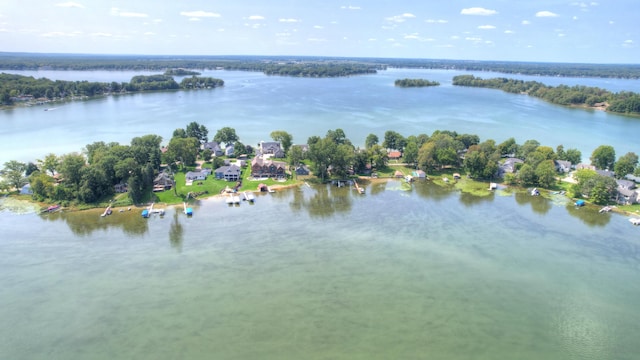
[394,170,404,178]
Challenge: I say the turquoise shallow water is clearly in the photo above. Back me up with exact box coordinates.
[1,182,639,359]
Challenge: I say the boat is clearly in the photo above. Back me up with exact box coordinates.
[599,206,613,213]
[630,218,640,226]
[575,199,585,207]
[141,209,149,218]
[185,207,193,216]
[45,204,61,213]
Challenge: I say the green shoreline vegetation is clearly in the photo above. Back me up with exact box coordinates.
[2,122,639,215]
[0,73,223,107]
[2,53,640,78]
[394,78,440,87]
[452,74,640,116]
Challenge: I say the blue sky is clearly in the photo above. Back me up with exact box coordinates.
[0,1,637,63]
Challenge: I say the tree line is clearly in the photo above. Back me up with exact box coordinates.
[0,73,224,106]
[3,53,640,78]
[452,75,640,116]
[394,78,440,87]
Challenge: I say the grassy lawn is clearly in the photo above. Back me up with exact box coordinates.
[153,165,301,205]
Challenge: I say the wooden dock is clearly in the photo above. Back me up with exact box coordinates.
[101,205,112,217]
[353,179,365,194]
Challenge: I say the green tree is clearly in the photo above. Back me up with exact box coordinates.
[519,139,540,159]
[368,144,389,169]
[288,144,305,167]
[58,153,86,190]
[38,153,60,176]
[25,162,39,176]
[535,160,557,188]
[417,142,437,170]
[2,160,27,190]
[382,130,405,152]
[614,152,638,177]
[403,141,419,167]
[186,121,209,144]
[29,171,54,200]
[308,137,336,181]
[213,127,239,146]
[365,134,379,149]
[517,164,537,186]
[166,137,199,169]
[498,137,519,157]
[326,128,349,145]
[564,148,582,165]
[463,149,487,178]
[590,145,616,170]
[270,130,293,155]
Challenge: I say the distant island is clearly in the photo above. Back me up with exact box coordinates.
[1,53,640,79]
[164,68,201,76]
[0,73,223,107]
[394,78,440,87]
[452,75,640,117]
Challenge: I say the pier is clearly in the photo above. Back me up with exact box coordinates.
[101,205,112,217]
[353,179,365,194]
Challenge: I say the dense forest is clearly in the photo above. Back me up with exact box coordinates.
[0,73,223,106]
[394,78,440,87]
[2,53,640,79]
[452,75,640,116]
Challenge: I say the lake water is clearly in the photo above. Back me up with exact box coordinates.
[1,68,640,165]
[1,182,640,360]
[1,68,640,359]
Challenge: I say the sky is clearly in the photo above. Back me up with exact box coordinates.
[0,1,637,63]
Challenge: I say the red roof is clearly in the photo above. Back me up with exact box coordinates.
[388,151,402,159]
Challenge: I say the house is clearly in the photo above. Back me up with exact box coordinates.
[185,171,207,181]
[259,141,285,158]
[394,170,404,178]
[596,169,615,178]
[214,164,242,181]
[20,184,33,195]
[153,172,174,191]
[499,158,524,175]
[291,144,309,153]
[554,160,572,173]
[576,163,596,171]
[625,174,640,183]
[251,156,287,178]
[295,164,310,176]
[225,144,234,157]
[203,141,223,157]
[114,182,128,193]
[388,151,402,160]
[412,170,427,179]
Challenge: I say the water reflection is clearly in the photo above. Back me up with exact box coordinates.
[290,183,353,218]
[458,191,495,207]
[168,209,183,251]
[514,191,553,215]
[40,208,149,237]
[412,180,455,202]
[565,204,611,227]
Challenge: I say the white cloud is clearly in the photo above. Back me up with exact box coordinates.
[426,19,448,24]
[386,13,416,23]
[478,25,496,29]
[144,32,155,36]
[341,6,361,10]
[609,20,614,25]
[180,11,221,18]
[248,15,264,20]
[279,18,300,23]
[90,32,112,37]
[276,32,291,37]
[504,30,515,34]
[111,8,148,18]
[461,7,497,16]
[41,31,82,37]
[403,33,435,42]
[450,35,460,40]
[56,2,84,8]
[368,38,377,41]
[465,37,482,41]
[189,18,201,22]
[536,11,559,17]
[522,20,531,25]
[313,25,324,29]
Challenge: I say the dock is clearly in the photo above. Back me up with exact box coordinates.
[630,218,640,226]
[599,206,613,213]
[101,205,112,217]
[183,202,193,216]
[353,179,365,194]
[244,191,255,202]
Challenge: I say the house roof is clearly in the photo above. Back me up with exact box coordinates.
[388,151,402,158]
[215,165,241,173]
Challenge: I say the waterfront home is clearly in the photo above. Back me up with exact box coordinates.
[251,156,287,178]
[185,171,207,181]
[214,165,242,181]
[412,170,426,179]
[554,160,572,173]
[295,164,310,176]
[596,169,615,178]
[203,141,224,157]
[114,182,128,193]
[225,144,234,157]
[499,158,524,175]
[388,151,402,160]
[153,172,174,191]
[616,179,638,204]
[625,174,640,183]
[576,163,596,171]
[259,141,285,158]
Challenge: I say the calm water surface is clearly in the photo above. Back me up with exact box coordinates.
[1,182,640,360]
[1,68,639,164]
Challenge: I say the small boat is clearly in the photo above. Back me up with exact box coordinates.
[141,209,149,218]
[244,191,255,202]
[575,199,585,207]
[45,204,61,213]
[629,218,640,226]
[599,206,612,213]
[185,207,193,216]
